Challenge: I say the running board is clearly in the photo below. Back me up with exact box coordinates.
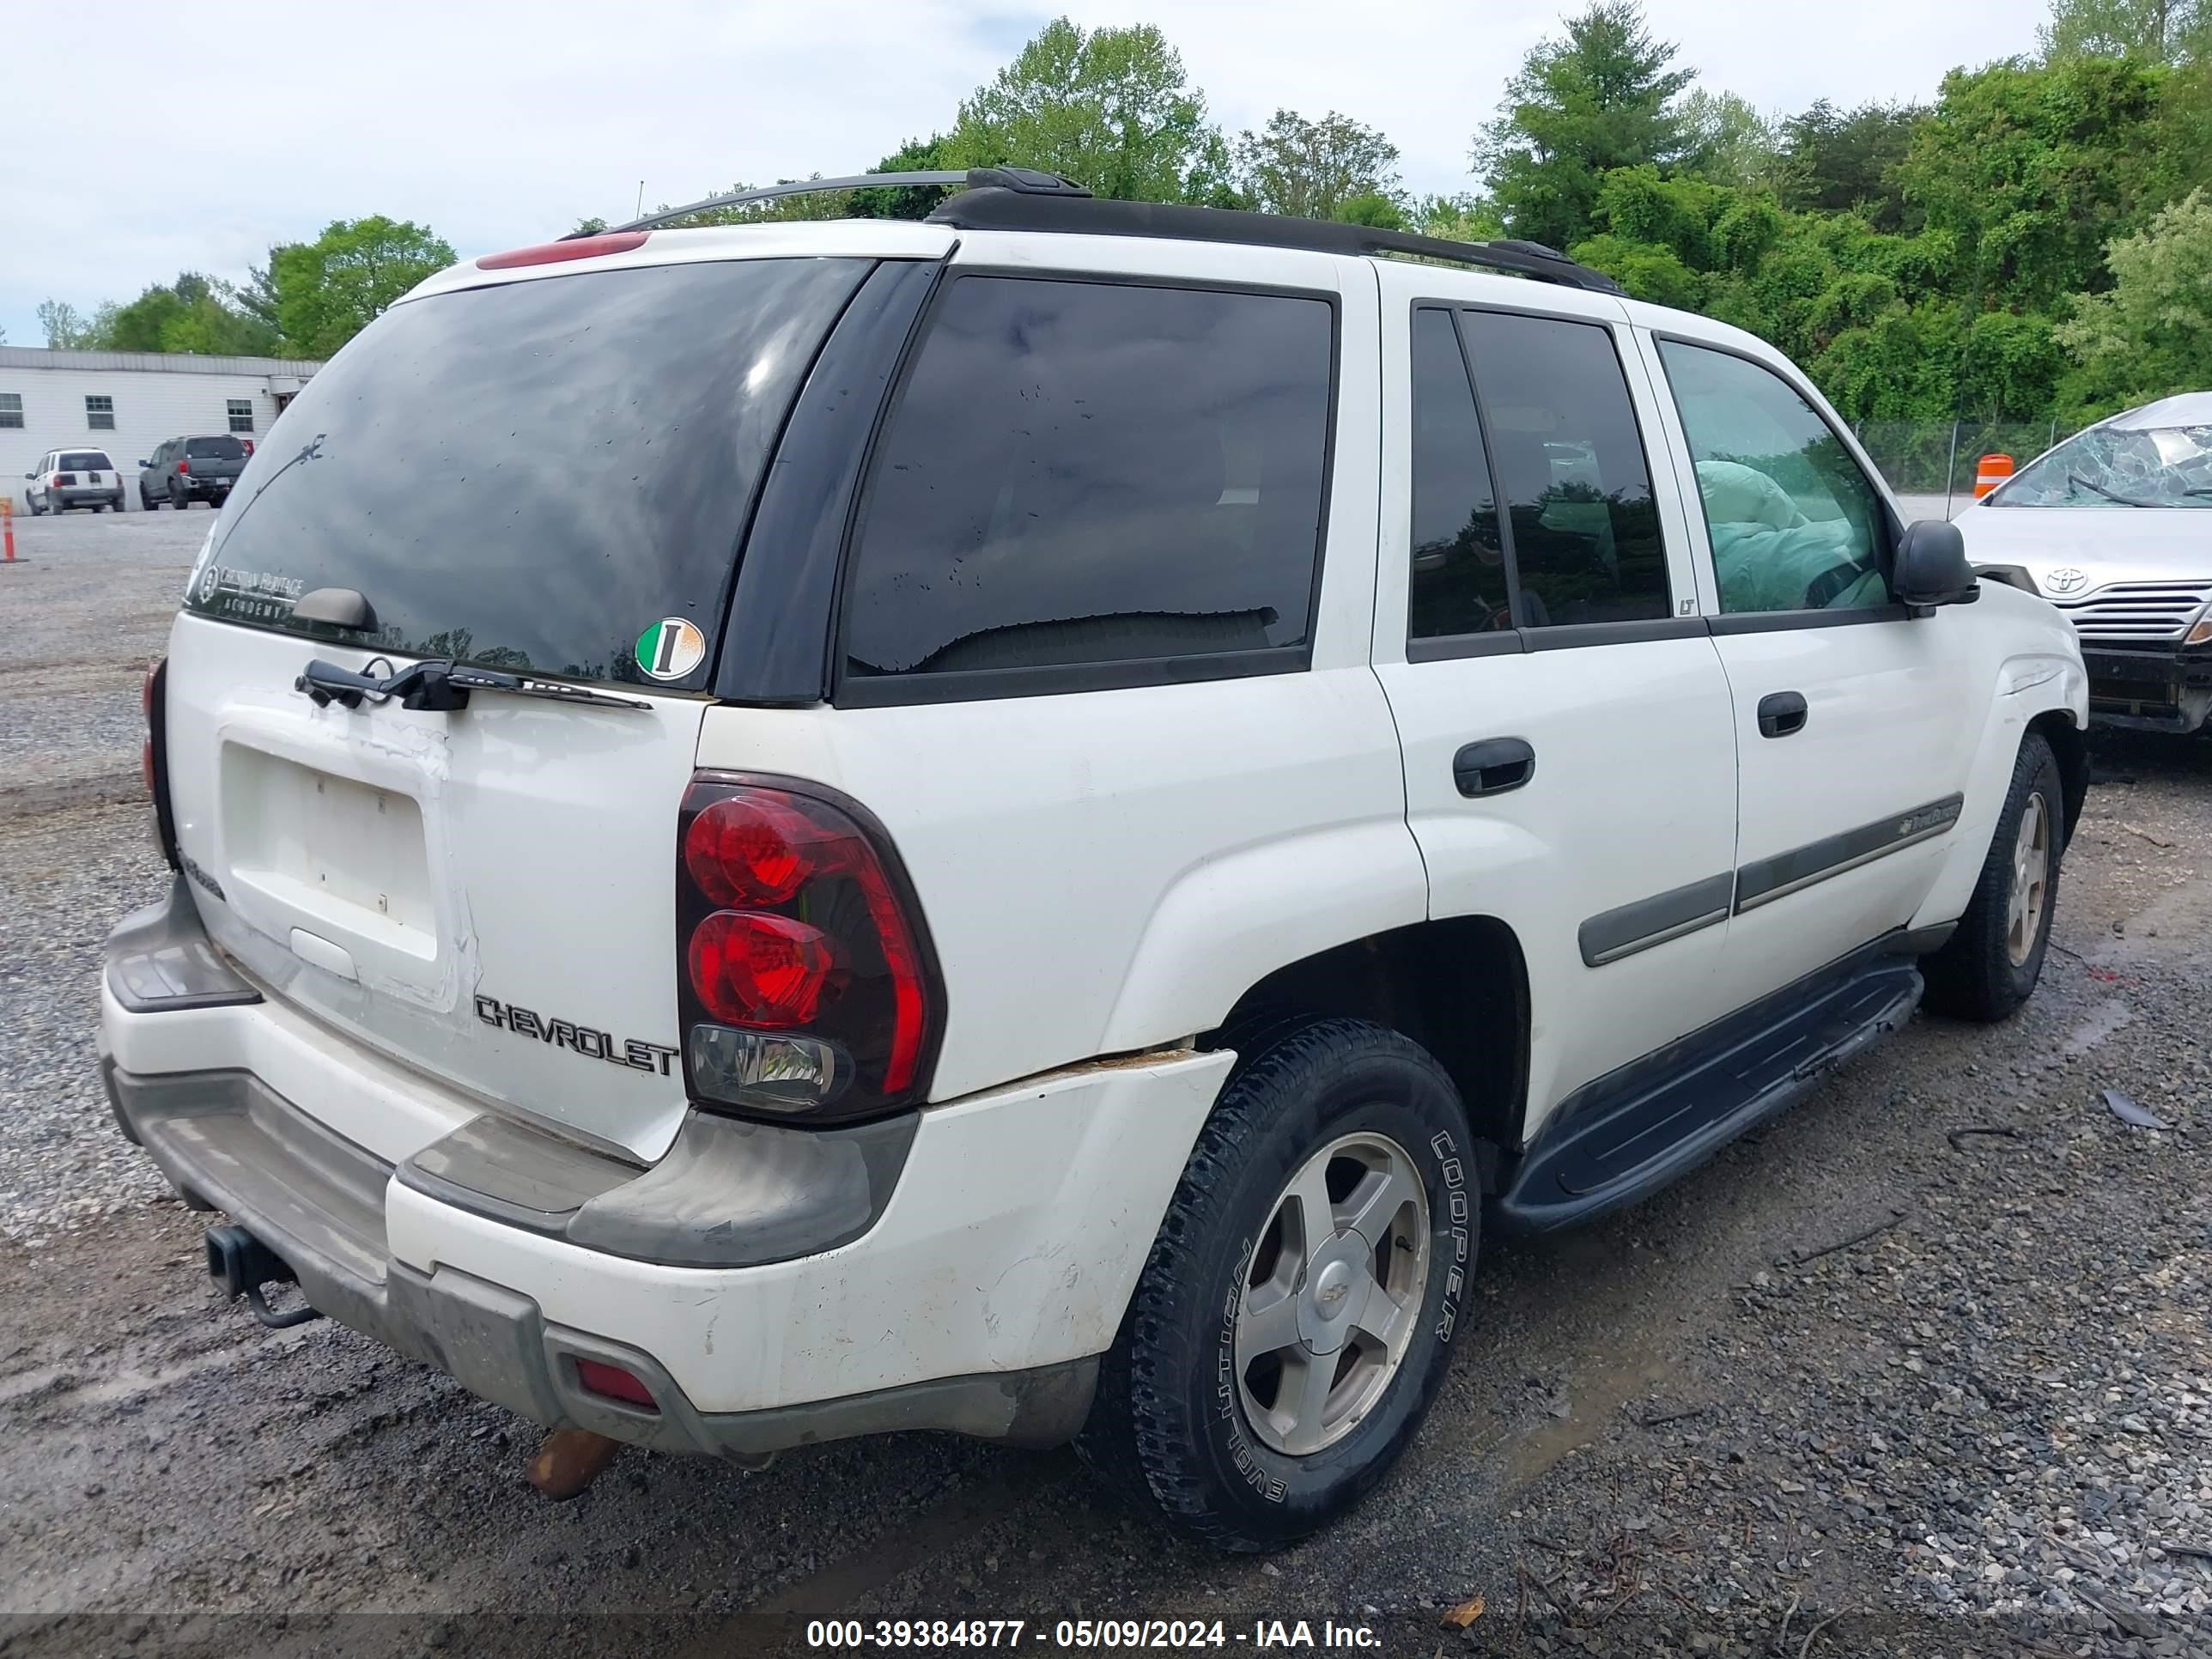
[1492,944,1923,1233]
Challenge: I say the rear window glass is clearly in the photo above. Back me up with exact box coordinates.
[1409,307,1510,639]
[1459,311,1669,628]
[60,452,111,471]
[189,258,870,684]
[185,435,246,459]
[841,275,1334,684]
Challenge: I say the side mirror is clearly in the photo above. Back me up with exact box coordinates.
[138,459,151,468]
[1894,520,1978,612]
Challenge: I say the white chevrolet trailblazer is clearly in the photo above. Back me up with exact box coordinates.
[102,168,2088,1550]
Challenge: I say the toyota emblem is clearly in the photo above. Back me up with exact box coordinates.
[2045,567,2087,594]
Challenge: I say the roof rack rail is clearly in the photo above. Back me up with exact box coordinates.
[580,167,1089,238]
[925,189,1623,293]
[574,167,1620,294]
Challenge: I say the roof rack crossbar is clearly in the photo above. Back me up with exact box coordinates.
[580,167,1091,238]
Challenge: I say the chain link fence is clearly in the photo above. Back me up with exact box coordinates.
[1852,419,2075,514]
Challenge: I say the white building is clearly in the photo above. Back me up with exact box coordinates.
[2,347,325,510]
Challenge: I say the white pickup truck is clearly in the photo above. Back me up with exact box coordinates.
[100,168,2087,1550]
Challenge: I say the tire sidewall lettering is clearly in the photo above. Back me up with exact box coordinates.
[1202,1104,1470,1508]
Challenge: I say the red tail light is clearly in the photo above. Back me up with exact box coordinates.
[689,910,840,1026]
[49,473,64,488]
[676,777,939,1121]
[176,459,189,474]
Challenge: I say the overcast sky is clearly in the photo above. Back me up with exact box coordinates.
[4,0,2048,349]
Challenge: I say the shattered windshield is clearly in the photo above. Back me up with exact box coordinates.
[1994,421,2212,508]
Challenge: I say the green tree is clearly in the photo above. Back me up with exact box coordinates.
[2053,187,2212,414]
[850,135,960,220]
[1679,89,1779,191]
[235,252,290,337]
[1776,99,1925,230]
[1474,0,1696,252]
[69,275,277,356]
[1898,56,2169,313]
[941,17,1229,203]
[37,299,93,348]
[1413,194,1507,242]
[1233,109,1402,220]
[2039,0,2210,63]
[273,217,457,358]
[1957,309,2064,421]
[1334,191,1407,229]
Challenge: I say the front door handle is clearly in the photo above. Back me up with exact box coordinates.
[1757,691,1809,738]
[1454,738,1536,798]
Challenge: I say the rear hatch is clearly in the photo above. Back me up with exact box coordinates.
[59,450,115,491]
[161,252,872,1160]
[182,434,249,488]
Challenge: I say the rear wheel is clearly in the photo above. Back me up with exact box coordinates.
[1078,1018,1474,1551]
[1922,732,2063,1021]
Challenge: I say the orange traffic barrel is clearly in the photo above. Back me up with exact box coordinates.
[1974,453,2014,499]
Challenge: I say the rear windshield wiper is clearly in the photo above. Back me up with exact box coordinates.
[296,657,652,713]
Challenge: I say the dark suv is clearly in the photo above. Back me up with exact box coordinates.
[141,434,250,509]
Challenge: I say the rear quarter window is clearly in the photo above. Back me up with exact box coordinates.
[839,275,1336,696]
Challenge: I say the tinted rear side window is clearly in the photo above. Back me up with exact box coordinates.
[841,276,1334,686]
[1409,307,1510,639]
[1458,312,1669,628]
[185,435,246,459]
[190,258,870,684]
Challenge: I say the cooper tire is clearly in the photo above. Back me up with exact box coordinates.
[1922,731,2063,1022]
[1077,1018,1474,1551]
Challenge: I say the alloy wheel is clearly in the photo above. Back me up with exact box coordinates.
[2006,792,2051,967]
[1233,1131,1431,1456]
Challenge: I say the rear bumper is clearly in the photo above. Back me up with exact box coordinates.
[2081,646,2212,733]
[100,1055,1097,1458]
[54,487,122,507]
[100,881,1229,1457]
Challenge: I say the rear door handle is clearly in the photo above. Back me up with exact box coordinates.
[1757,691,1808,738]
[1453,738,1536,798]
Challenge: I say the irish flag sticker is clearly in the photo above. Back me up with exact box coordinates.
[635,617,705,681]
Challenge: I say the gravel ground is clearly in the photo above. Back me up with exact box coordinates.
[2,507,2209,1657]
[0,507,206,815]
[0,510,206,1247]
